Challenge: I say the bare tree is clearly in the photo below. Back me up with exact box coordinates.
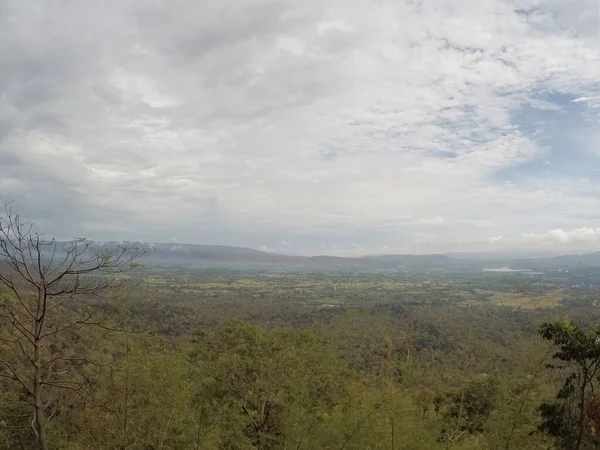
[0,204,143,450]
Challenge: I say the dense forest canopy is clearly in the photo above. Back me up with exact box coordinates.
[2,215,600,449]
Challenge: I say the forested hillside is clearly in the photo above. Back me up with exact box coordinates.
[2,216,600,449]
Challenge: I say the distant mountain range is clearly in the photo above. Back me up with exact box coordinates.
[90,242,600,271]
[90,242,455,269]
[136,243,454,269]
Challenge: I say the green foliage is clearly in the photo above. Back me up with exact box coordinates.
[3,267,600,449]
[190,320,355,449]
[0,399,66,450]
[0,400,37,450]
[538,318,600,449]
[540,319,600,365]
[436,376,500,444]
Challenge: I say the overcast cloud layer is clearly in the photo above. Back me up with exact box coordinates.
[1,0,600,255]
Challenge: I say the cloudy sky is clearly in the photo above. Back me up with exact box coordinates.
[1,0,600,256]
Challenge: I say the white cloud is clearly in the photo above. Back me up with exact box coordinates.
[572,96,596,103]
[1,0,600,254]
[522,227,600,244]
[420,216,445,225]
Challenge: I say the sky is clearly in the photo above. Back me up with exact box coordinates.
[1,0,600,256]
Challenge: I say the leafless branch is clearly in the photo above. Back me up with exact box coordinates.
[0,202,144,450]
[0,361,33,396]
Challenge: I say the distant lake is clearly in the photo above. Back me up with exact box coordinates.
[482,267,543,274]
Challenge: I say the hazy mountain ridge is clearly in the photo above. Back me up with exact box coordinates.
[129,243,453,268]
[84,242,600,270]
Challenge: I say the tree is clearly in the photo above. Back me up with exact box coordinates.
[538,318,600,450]
[415,388,436,419]
[438,376,499,443]
[0,204,143,450]
[190,320,355,449]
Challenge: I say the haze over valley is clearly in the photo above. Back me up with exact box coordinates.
[3,1,600,449]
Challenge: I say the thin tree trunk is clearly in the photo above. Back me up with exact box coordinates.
[391,414,395,450]
[456,387,466,437]
[194,410,204,450]
[505,346,552,449]
[33,332,49,450]
[123,328,130,449]
[576,372,587,450]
